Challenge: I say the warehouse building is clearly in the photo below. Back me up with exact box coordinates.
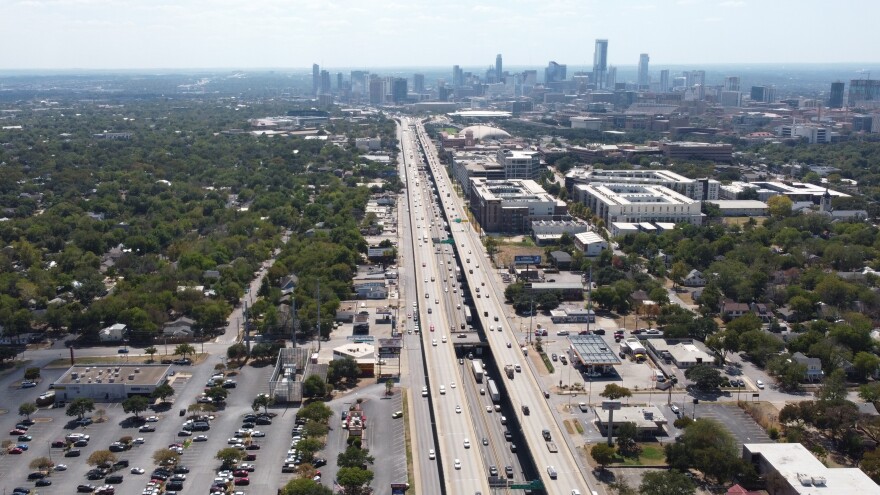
[52,364,172,401]
[572,183,702,227]
[565,168,720,201]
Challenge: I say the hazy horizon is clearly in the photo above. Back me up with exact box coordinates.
[1,0,879,70]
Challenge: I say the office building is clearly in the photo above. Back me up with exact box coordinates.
[724,76,741,92]
[690,70,706,100]
[522,70,537,87]
[659,69,669,93]
[778,124,831,144]
[531,219,591,245]
[637,54,649,88]
[469,178,565,233]
[720,91,743,107]
[659,141,733,162]
[565,168,720,200]
[391,77,408,104]
[497,149,542,179]
[413,73,425,94]
[829,82,845,108]
[572,183,702,227]
[743,443,876,494]
[336,72,343,92]
[369,76,385,105]
[750,85,776,103]
[320,70,331,95]
[496,53,503,82]
[593,39,608,89]
[545,61,567,84]
[849,79,880,107]
[606,66,617,89]
[312,63,320,95]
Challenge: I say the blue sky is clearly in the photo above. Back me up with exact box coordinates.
[1,0,878,69]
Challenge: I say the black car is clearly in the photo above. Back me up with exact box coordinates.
[504,430,512,441]
[112,460,129,469]
[51,440,66,448]
[65,449,82,457]
[27,472,46,480]
[150,473,169,481]
[87,471,105,480]
[173,466,189,474]
[313,458,327,468]
[13,488,31,495]
[255,418,271,425]
[36,479,52,487]
[77,485,97,493]
[105,475,123,484]
[74,440,89,447]
[505,466,514,478]
[108,443,125,452]
[166,481,184,491]
[488,466,498,477]
[241,422,255,429]
[593,329,606,335]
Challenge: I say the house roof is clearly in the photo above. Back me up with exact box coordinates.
[550,251,572,263]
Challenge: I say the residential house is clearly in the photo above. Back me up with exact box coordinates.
[791,352,824,382]
[751,303,773,323]
[630,290,649,309]
[99,323,127,342]
[279,275,299,294]
[354,282,388,300]
[163,317,195,338]
[203,270,221,280]
[682,269,706,287]
[721,300,750,319]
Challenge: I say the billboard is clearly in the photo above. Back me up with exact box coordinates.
[514,255,542,265]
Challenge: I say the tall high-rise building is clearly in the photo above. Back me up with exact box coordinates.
[336,72,343,91]
[848,79,880,106]
[521,70,537,87]
[829,82,845,108]
[320,70,331,95]
[413,73,425,94]
[637,53,649,88]
[659,69,669,93]
[606,66,617,89]
[724,76,741,92]
[750,85,775,103]
[369,76,384,105]
[544,61,567,83]
[391,77,408,103]
[496,54,503,83]
[691,70,706,100]
[312,63,320,95]
[452,65,463,88]
[593,39,608,89]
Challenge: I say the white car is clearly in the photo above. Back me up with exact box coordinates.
[145,416,159,422]
[428,449,435,460]
[455,405,462,414]
[441,335,447,343]
[463,438,471,449]
[193,435,209,442]
[450,381,456,388]
[54,464,68,471]
[756,380,765,389]
[486,406,492,413]
[133,437,145,444]
[251,431,265,437]
[228,438,241,444]
[432,339,437,346]
[131,467,145,474]
[454,458,461,470]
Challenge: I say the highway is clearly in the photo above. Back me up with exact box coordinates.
[399,123,491,494]
[410,117,594,494]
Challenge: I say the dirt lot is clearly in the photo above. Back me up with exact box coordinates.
[494,242,543,269]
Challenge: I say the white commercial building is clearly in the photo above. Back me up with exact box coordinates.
[743,443,877,494]
[496,149,542,179]
[53,364,172,401]
[573,231,608,256]
[573,183,702,227]
[531,219,591,245]
[705,200,768,217]
[470,178,565,233]
[566,168,720,201]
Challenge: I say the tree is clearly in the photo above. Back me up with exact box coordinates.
[852,352,880,380]
[252,394,274,414]
[860,448,880,484]
[174,343,196,360]
[29,456,55,472]
[303,420,329,438]
[87,450,117,468]
[281,478,334,495]
[122,396,149,418]
[19,402,37,420]
[298,402,332,424]
[152,448,181,466]
[227,343,247,361]
[295,437,324,463]
[639,470,696,495]
[859,382,880,403]
[590,443,616,470]
[767,355,807,392]
[337,445,375,469]
[816,369,848,403]
[767,195,793,217]
[669,261,689,288]
[205,386,229,403]
[600,384,633,401]
[303,374,327,398]
[664,418,743,484]
[144,346,158,362]
[151,383,175,402]
[684,365,724,391]
[336,466,374,495]
[328,357,360,387]
[704,330,739,366]
[615,422,641,458]
[0,346,18,363]
[24,367,40,380]
[216,447,245,468]
[66,398,95,420]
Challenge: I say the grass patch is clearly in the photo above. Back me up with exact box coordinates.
[563,420,576,435]
[616,444,667,466]
[402,389,414,487]
[539,350,555,373]
[573,419,584,435]
[47,353,208,368]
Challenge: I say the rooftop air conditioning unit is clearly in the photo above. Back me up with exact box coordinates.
[108,378,114,383]
[128,374,135,380]
[135,368,140,373]
[812,476,826,486]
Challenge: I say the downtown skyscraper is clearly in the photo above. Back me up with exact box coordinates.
[593,39,608,89]
[637,53,649,88]
[495,53,503,82]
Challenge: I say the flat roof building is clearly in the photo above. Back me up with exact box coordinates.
[53,364,172,401]
[743,443,877,494]
[659,141,733,162]
[573,231,608,256]
[594,405,668,438]
[705,200,768,217]
[644,339,714,369]
[573,183,702,227]
[531,218,591,245]
[565,168,720,201]
[469,178,566,233]
[567,335,621,368]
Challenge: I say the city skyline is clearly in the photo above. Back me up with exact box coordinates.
[1,0,879,70]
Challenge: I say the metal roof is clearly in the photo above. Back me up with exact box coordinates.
[568,335,621,366]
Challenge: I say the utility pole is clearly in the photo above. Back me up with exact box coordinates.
[291,293,298,349]
[316,281,322,352]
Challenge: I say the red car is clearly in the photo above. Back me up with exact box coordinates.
[8,447,24,454]
[9,429,27,435]
[233,469,248,477]
[234,478,249,486]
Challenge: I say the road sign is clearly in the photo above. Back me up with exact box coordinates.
[514,255,542,265]
[510,480,544,490]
